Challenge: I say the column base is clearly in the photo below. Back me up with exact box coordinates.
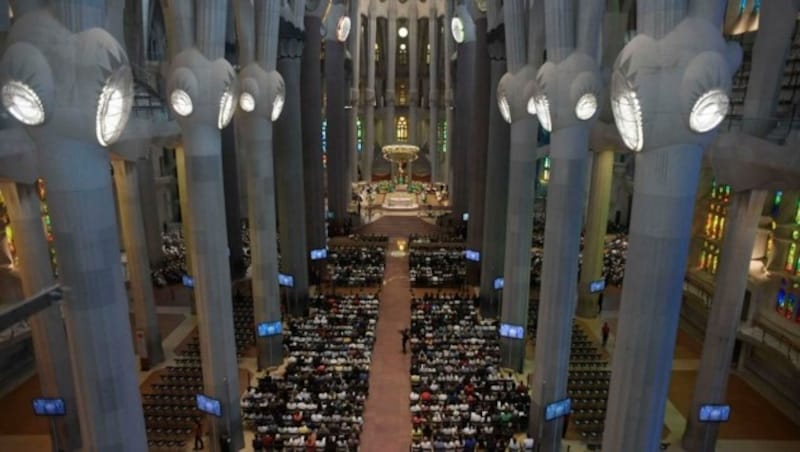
[257,335,284,370]
[500,337,525,373]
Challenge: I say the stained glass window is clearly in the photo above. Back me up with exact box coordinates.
[357,117,363,153]
[396,116,408,142]
[787,243,797,272]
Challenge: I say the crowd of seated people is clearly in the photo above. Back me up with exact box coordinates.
[409,294,530,450]
[346,233,388,243]
[409,233,466,245]
[409,249,466,288]
[241,294,378,450]
[328,246,385,287]
[601,234,627,287]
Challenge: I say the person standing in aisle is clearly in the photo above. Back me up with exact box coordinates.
[602,322,611,348]
[400,328,410,354]
[193,418,204,450]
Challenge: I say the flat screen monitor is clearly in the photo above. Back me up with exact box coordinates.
[256,321,283,337]
[182,275,194,288]
[465,249,480,262]
[32,398,65,416]
[196,394,222,417]
[326,211,335,220]
[278,273,294,288]
[589,279,605,294]
[698,404,730,423]
[499,323,524,340]
[493,277,504,290]
[462,212,469,221]
[545,398,572,421]
[310,248,328,260]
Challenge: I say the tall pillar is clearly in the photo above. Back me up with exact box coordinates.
[135,156,163,266]
[363,3,377,182]
[682,190,767,450]
[478,34,510,314]
[577,149,614,318]
[301,8,326,255]
[528,2,604,448]
[2,4,148,447]
[442,2,454,186]
[428,2,439,182]
[236,0,284,369]
[385,2,397,145]
[348,1,362,183]
[325,3,349,223]
[111,157,165,366]
[221,122,244,276]
[175,146,193,273]
[408,3,419,149]
[0,181,81,451]
[450,6,475,218]
[682,1,797,449]
[465,13,489,284]
[36,139,147,451]
[164,2,246,447]
[498,0,541,375]
[275,18,310,315]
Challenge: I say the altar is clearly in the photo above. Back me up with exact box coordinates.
[382,191,419,210]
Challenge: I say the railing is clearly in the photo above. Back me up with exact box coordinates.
[739,324,800,370]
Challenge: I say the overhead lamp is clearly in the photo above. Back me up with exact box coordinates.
[689,89,729,133]
[532,95,551,132]
[1,80,45,125]
[400,43,407,51]
[497,95,511,124]
[575,93,598,121]
[271,92,285,121]
[95,68,133,146]
[239,92,255,112]
[337,16,351,42]
[610,72,643,151]
[398,26,409,38]
[218,87,236,129]
[526,97,537,116]
[451,17,465,43]
[170,89,193,117]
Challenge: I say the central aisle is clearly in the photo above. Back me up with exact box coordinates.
[360,236,412,451]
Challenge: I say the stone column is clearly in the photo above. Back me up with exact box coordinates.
[408,3,419,149]
[682,190,767,450]
[450,8,475,218]
[577,149,614,318]
[111,157,165,366]
[175,146,193,273]
[442,2,454,186]
[302,10,326,254]
[385,3,397,145]
[135,156,163,266]
[349,0,362,183]
[276,19,310,315]
[428,2,439,182]
[325,6,349,223]
[0,181,81,451]
[682,1,797,449]
[465,13,489,284]
[221,122,244,276]
[36,139,147,451]
[363,4,377,182]
[478,37,510,314]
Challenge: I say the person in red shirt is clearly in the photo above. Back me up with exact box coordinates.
[421,390,432,402]
[193,418,204,450]
[602,322,611,347]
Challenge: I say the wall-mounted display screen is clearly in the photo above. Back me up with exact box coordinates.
[196,394,222,417]
[257,321,283,337]
[589,279,605,293]
[698,404,730,422]
[182,275,194,288]
[545,398,572,421]
[499,323,524,340]
[32,398,65,416]
[462,212,469,221]
[465,250,480,262]
[278,273,294,288]
[310,248,328,260]
[493,277,504,290]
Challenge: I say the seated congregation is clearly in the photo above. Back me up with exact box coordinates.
[328,246,386,287]
[241,294,378,450]
[408,293,531,451]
